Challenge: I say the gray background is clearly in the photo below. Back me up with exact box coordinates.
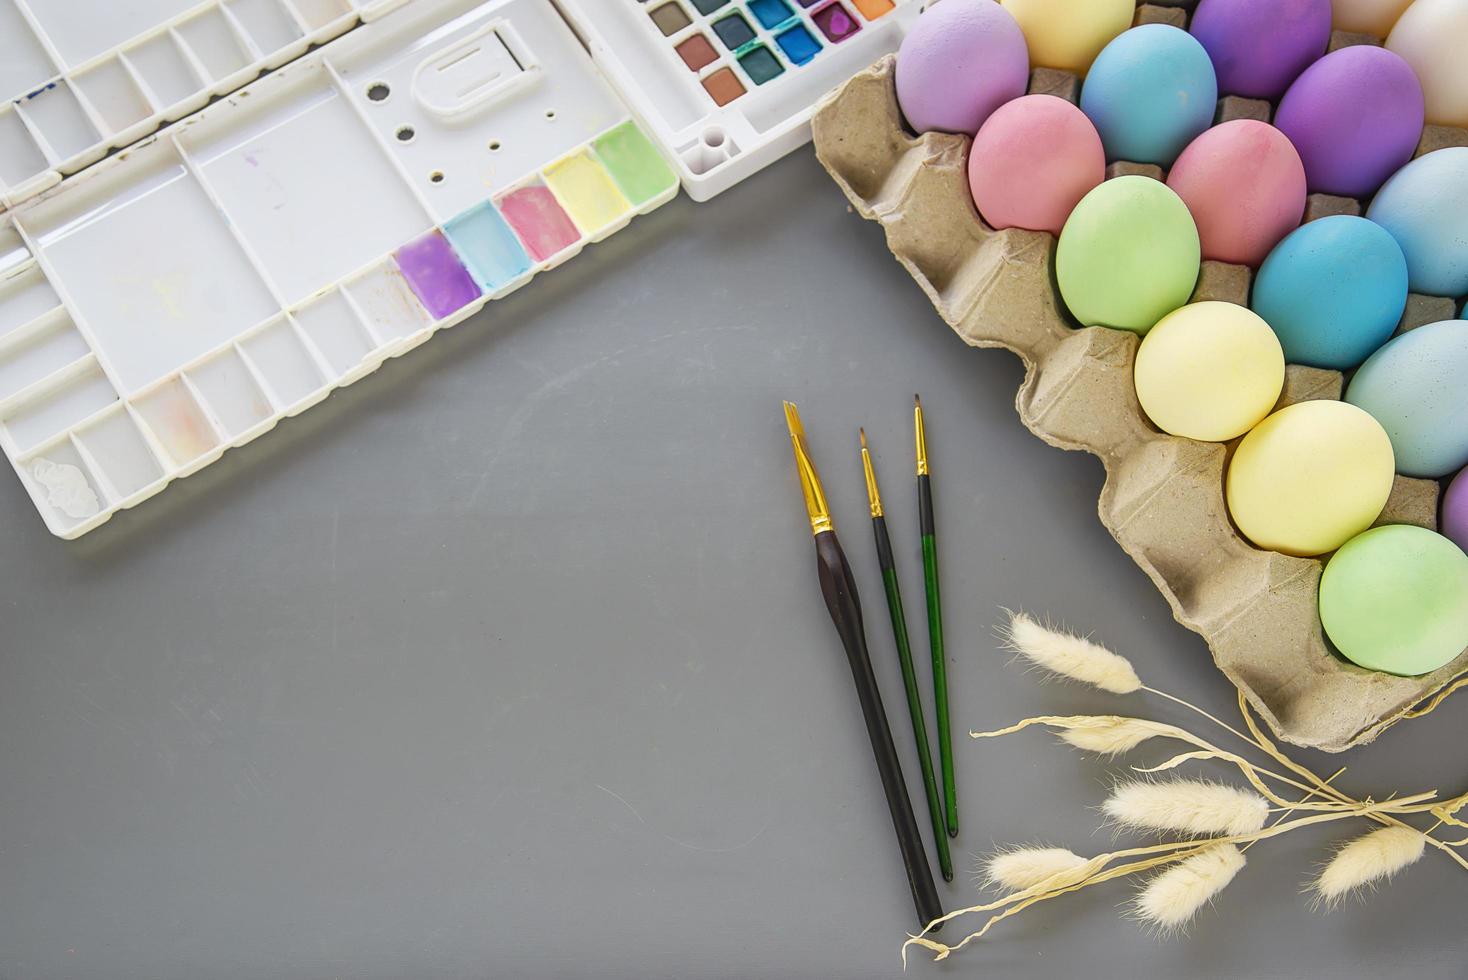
[0,151,1463,980]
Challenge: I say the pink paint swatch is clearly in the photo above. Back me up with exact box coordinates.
[497,185,581,263]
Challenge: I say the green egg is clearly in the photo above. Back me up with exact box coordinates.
[1056,175,1201,334]
[1319,524,1468,676]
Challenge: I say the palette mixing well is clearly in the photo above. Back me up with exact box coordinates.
[0,0,679,537]
[556,0,918,200]
[0,0,388,211]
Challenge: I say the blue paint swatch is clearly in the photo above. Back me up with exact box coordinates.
[748,0,793,29]
[443,201,532,292]
[713,12,755,49]
[692,0,729,11]
[775,23,821,65]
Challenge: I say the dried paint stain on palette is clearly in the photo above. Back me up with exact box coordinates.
[393,121,677,316]
[635,0,896,106]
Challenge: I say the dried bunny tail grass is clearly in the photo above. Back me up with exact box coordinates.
[998,611,1142,694]
[983,847,1089,892]
[1056,717,1171,756]
[1104,779,1269,837]
[1131,844,1246,932]
[1312,826,1427,907]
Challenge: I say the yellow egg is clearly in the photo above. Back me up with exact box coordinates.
[1000,0,1135,74]
[1386,0,1468,127]
[1226,401,1395,557]
[1332,0,1413,37]
[1134,302,1284,442]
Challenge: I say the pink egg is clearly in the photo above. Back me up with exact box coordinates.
[968,95,1106,235]
[1166,120,1307,267]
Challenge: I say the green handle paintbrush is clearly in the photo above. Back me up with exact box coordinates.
[915,395,957,839]
[861,429,952,881]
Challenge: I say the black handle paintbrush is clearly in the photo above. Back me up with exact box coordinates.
[783,402,943,929]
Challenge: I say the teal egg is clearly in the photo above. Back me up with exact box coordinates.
[1320,525,1468,676]
[1345,319,1468,477]
[1080,25,1218,166]
[1251,216,1408,369]
[1366,147,1468,295]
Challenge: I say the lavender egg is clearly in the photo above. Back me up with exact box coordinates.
[1190,0,1331,100]
[895,0,1030,135]
[1275,46,1424,197]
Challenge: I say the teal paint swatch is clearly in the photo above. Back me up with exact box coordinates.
[444,201,532,292]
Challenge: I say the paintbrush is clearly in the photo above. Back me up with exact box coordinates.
[860,428,953,882]
[915,395,956,839]
[783,402,943,929]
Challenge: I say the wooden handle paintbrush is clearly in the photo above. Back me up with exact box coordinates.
[783,402,943,929]
[860,428,953,882]
[915,395,957,839]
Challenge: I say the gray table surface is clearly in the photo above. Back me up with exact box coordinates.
[1,150,1464,980]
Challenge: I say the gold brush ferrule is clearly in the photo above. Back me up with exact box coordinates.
[784,402,834,536]
[914,394,929,477]
[860,429,883,519]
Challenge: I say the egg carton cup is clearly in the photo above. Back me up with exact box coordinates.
[811,54,1467,753]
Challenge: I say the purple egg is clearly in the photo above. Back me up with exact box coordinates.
[1275,46,1425,197]
[1446,466,1468,554]
[1190,0,1331,100]
[895,0,1030,135]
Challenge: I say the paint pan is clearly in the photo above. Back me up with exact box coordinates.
[555,0,919,199]
[0,0,680,539]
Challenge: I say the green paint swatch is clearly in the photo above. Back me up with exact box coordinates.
[592,122,678,206]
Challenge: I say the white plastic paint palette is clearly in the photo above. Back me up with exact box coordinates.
[0,0,678,537]
[0,0,376,210]
[557,0,918,200]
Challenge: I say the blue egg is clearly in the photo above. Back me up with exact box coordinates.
[1251,216,1408,369]
[1079,25,1218,166]
[1366,147,1468,296]
[1346,319,1468,478]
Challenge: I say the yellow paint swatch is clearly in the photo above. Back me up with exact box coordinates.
[543,151,631,234]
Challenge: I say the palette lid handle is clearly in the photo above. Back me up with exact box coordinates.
[411,21,541,122]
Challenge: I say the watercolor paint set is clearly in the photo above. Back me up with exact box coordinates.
[0,0,380,211]
[0,0,682,537]
[557,0,919,199]
[0,0,920,537]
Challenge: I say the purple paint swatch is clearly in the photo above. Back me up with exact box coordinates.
[1275,46,1425,198]
[1445,466,1468,554]
[1190,0,1330,100]
[497,185,581,263]
[394,231,481,320]
[813,2,861,42]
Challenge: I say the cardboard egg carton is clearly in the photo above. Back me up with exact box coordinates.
[810,52,1468,752]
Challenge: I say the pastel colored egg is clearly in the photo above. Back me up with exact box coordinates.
[1134,302,1284,441]
[1320,525,1468,676]
[1387,0,1468,127]
[999,0,1134,75]
[1226,400,1395,556]
[1250,215,1408,369]
[1190,0,1331,99]
[968,95,1105,235]
[1080,25,1218,166]
[1273,46,1424,198]
[1366,148,1468,296]
[895,0,1030,134]
[1331,0,1413,36]
[1056,175,1201,334]
[1165,121,1306,267]
[1444,467,1468,554]
[1345,319,1468,477]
